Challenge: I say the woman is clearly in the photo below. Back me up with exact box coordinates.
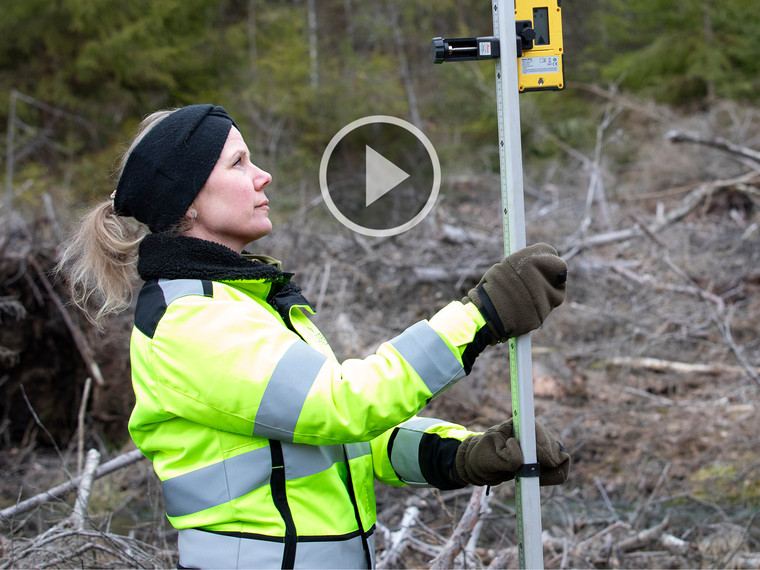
[59,104,570,569]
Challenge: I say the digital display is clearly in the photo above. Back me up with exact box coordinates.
[533,7,550,46]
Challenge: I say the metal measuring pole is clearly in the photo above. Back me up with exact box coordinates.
[492,1,544,567]
[431,2,546,566]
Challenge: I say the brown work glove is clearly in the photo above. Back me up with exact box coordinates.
[463,243,567,343]
[453,419,570,487]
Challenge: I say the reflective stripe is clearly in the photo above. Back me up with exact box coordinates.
[163,446,271,518]
[178,528,374,569]
[344,441,371,461]
[282,442,343,480]
[163,442,347,518]
[389,321,465,395]
[254,340,327,441]
[135,279,212,338]
[158,278,210,304]
[390,417,441,486]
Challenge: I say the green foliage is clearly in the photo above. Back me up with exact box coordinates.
[1,0,233,124]
[1,0,249,203]
[587,0,760,103]
[2,0,759,211]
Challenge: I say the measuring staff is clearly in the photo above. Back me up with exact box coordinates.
[433,1,566,568]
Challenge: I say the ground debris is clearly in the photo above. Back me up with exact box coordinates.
[1,527,171,569]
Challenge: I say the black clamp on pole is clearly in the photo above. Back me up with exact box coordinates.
[431,36,500,63]
[431,22,536,64]
[517,463,541,478]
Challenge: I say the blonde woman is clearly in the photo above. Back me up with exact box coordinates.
[59,104,570,569]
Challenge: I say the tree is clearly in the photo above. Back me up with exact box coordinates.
[589,0,760,104]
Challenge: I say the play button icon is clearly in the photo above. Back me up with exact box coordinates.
[365,145,410,207]
[319,115,440,237]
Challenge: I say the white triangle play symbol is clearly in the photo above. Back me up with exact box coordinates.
[365,145,410,207]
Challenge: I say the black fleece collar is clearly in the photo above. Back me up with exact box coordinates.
[137,234,313,328]
[137,233,291,284]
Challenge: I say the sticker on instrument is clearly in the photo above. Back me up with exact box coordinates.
[520,56,560,75]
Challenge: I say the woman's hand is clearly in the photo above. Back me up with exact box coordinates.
[452,418,570,487]
[463,243,567,343]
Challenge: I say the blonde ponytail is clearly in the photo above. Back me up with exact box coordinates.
[56,201,146,327]
[57,109,176,327]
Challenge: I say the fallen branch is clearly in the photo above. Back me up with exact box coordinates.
[711,309,760,387]
[660,532,694,557]
[604,356,757,376]
[0,448,144,521]
[464,491,492,565]
[76,377,93,475]
[27,256,104,387]
[665,130,760,165]
[577,521,630,552]
[0,528,167,569]
[405,535,443,560]
[67,448,101,530]
[489,531,568,569]
[616,518,669,552]
[376,501,421,569]
[633,231,760,387]
[736,553,760,568]
[615,520,696,560]
[563,172,760,257]
[429,487,489,569]
[610,263,725,315]
[412,266,484,284]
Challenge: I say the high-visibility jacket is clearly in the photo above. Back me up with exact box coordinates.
[127,235,490,569]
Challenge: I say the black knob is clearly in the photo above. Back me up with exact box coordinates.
[519,27,537,43]
[431,37,446,64]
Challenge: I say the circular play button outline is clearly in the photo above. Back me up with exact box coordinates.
[319,115,441,237]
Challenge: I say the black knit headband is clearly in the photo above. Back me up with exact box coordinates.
[113,104,238,233]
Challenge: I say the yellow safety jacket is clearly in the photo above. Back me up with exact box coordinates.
[127,235,490,569]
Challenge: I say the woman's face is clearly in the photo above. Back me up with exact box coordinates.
[186,127,272,252]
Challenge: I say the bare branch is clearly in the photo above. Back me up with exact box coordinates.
[67,448,101,530]
[711,309,760,386]
[604,356,756,376]
[429,487,488,570]
[610,263,726,315]
[28,256,105,387]
[665,130,760,165]
[0,449,145,521]
[376,501,421,569]
[616,518,669,552]
[563,171,760,256]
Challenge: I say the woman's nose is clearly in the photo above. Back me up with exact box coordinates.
[253,166,272,191]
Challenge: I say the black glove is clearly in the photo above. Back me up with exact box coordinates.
[463,243,567,343]
[453,419,570,487]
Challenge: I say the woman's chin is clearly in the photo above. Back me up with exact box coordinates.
[250,222,273,241]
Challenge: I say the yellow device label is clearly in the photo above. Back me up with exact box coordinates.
[516,1,564,92]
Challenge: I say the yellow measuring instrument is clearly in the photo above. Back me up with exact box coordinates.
[516,0,564,92]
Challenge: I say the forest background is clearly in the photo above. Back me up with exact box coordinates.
[1,0,760,568]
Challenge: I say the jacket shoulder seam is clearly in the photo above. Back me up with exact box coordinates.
[134,279,213,338]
